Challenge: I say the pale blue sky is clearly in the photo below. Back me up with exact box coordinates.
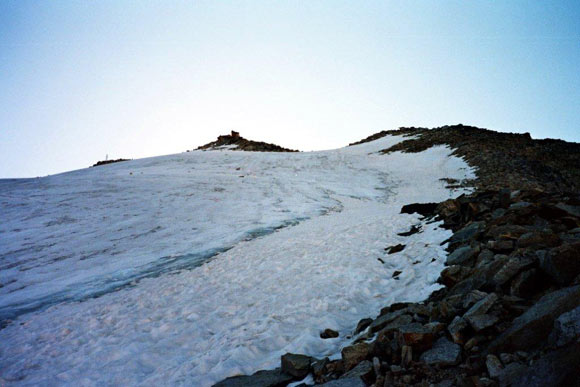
[1,1,579,178]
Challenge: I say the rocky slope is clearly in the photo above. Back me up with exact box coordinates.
[215,125,580,387]
[197,131,299,152]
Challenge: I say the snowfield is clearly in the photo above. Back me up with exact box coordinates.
[0,136,475,386]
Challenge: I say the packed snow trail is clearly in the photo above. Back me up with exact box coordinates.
[0,136,475,386]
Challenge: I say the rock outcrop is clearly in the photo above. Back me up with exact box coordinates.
[197,131,299,152]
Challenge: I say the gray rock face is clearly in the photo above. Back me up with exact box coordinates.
[447,246,479,266]
[485,354,503,379]
[539,242,580,285]
[551,305,580,347]
[281,353,311,378]
[488,285,580,353]
[419,337,461,366]
[213,368,295,387]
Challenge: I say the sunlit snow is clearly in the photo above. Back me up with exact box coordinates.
[0,136,475,386]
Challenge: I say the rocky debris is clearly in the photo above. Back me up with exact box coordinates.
[397,225,422,236]
[197,131,299,152]
[92,158,130,167]
[214,127,580,386]
[213,368,295,387]
[320,329,339,339]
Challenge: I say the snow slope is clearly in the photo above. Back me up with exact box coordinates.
[0,136,475,386]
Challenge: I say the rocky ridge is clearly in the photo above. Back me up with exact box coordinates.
[214,126,580,387]
[197,131,299,152]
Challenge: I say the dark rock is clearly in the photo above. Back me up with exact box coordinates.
[419,337,462,366]
[449,222,486,245]
[320,329,339,339]
[401,202,438,217]
[510,342,580,387]
[492,257,534,286]
[440,265,472,287]
[466,314,500,332]
[397,323,434,351]
[312,357,329,382]
[341,342,371,371]
[509,201,531,210]
[392,270,402,278]
[538,242,580,285]
[485,354,503,379]
[447,246,480,266]
[385,244,405,254]
[488,285,580,353]
[448,316,468,344]
[464,293,498,318]
[341,360,374,385]
[517,232,560,248]
[213,368,295,387]
[487,240,514,253]
[281,353,311,378]
[497,362,527,387]
[499,353,518,364]
[369,309,408,333]
[462,290,488,309]
[486,224,530,240]
[354,318,373,335]
[551,305,580,347]
[499,189,511,208]
[476,249,495,268]
[510,269,541,298]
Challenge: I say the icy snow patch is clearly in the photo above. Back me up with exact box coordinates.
[0,137,475,386]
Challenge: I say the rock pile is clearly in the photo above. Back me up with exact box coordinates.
[91,158,130,167]
[214,126,580,386]
[197,132,299,152]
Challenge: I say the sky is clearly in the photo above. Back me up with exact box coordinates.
[0,1,579,178]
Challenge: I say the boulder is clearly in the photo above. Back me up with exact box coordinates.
[440,265,472,287]
[341,342,371,371]
[419,337,462,366]
[510,342,580,387]
[466,314,499,332]
[488,285,580,353]
[385,244,405,254]
[464,293,498,318]
[449,222,485,245]
[448,316,468,344]
[320,329,339,339]
[485,354,503,378]
[539,242,580,285]
[400,202,438,217]
[447,246,479,266]
[281,353,311,378]
[517,232,560,248]
[368,309,409,333]
[492,257,533,286]
[397,323,434,351]
[340,360,374,385]
[214,368,295,387]
[550,305,580,347]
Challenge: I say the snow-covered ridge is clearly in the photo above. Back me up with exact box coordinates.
[0,135,475,386]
